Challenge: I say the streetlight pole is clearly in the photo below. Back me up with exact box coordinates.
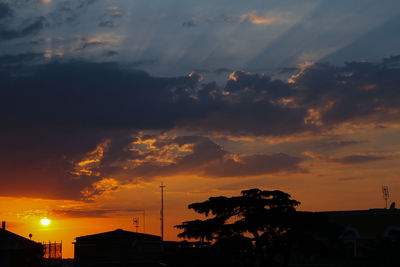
[160,182,166,241]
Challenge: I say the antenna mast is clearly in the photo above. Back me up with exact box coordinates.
[132,210,146,233]
[160,182,166,241]
[382,185,389,209]
[133,217,139,232]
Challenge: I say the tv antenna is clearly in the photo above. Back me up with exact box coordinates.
[160,181,166,241]
[131,210,146,233]
[382,185,389,209]
[133,217,139,232]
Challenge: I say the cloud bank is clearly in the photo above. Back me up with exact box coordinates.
[1,56,400,200]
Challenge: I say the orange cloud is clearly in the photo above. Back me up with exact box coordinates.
[81,178,121,201]
[105,6,119,10]
[288,61,314,84]
[240,12,288,25]
[73,139,110,176]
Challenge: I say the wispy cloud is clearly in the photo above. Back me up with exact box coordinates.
[327,154,391,165]
[303,151,396,165]
[52,207,144,218]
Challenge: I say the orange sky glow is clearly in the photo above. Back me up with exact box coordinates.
[2,125,399,259]
[1,1,400,259]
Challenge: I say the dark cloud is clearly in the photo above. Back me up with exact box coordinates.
[328,154,389,165]
[98,7,123,28]
[0,128,303,200]
[314,139,364,151]
[0,128,112,200]
[45,0,99,27]
[0,53,44,70]
[0,3,12,20]
[103,50,118,57]
[224,70,291,97]
[295,60,400,127]
[175,70,311,136]
[128,59,158,68]
[215,67,233,74]
[89,135,304,181]
[0,61,310,136]
[52,208,143,218]
[1,56,400,200]
[336,177,364,182]
[2,54,399,136]
[73,37,104,51]
[182,15,237,28]
[182,20,197,28]
[304,151,392,165]
[207,14,236,24]
[203,153,304,177]
[98,20,115,27]
[383,55,400,68]
[0,16,45,41]
[0,61,199,129]
[279,67,298,74]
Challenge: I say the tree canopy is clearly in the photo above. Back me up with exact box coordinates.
[175,188,303,266]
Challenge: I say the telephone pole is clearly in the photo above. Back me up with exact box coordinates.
[382,185,389,209]
[160,182,166,241]
[143,210,146,233]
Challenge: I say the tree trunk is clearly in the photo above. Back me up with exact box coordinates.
[252,231,267,267]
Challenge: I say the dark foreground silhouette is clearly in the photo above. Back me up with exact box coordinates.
[171,188,400,267]
[2,188,400,267]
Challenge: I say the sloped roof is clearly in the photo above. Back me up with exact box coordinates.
[0,229,43,250]
[321,208,400,216]
[75,229,161,243]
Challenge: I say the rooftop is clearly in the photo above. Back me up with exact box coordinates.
[0,228,43,250]
[75,229,161,243]
[320,208,400,216]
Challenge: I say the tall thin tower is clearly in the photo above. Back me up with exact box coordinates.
[382,185,389,209]
[160,182,166,241]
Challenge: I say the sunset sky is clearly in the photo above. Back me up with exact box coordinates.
[1,0,400,258]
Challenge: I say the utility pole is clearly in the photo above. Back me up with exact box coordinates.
[382,185,389,209]
[143,210,146,233]
[160,182,166,241]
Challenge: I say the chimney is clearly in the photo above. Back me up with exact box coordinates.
[1,221,5,230]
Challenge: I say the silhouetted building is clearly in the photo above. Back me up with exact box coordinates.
[321,208,400,257]
[288,208,400,266]
[323,208,400,237]
[0,221,43,267]
[74,229,164,267]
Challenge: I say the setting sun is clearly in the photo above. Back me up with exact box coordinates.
[40,218,51,226]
